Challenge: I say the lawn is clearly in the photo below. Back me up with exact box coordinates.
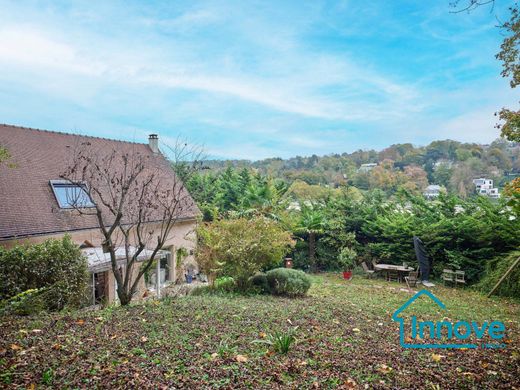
[1,274,519,389]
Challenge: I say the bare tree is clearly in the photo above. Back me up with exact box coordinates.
[449,0,496,14]
[61,138,203,305]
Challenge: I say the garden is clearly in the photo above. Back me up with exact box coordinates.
[1,142,520,388]
[1,274,519,388]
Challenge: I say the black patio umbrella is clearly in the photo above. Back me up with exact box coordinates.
[413,236,432,282]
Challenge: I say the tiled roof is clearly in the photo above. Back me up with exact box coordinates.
[0,124,199,240]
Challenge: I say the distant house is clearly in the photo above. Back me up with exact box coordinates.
[473,178,493,191]
[473,178,500,199]
[0,124,200,304]
[423,184,442,199]
[358,163,377,173]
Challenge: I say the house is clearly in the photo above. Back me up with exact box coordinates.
[423,184,442,199]
[484,187,500,199]
[0,124,200,304]
[472,178,500,199]
[473,178,493,191]
[357,163,377,173]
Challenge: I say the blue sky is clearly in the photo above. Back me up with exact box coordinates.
[0,0,517,159]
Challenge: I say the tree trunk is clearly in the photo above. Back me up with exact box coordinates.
[117,288,132,306]
[309,232,316,272]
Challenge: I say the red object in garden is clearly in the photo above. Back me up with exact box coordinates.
[284,257,293,268]
[343,271,352,280]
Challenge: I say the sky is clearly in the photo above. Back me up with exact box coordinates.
[0,0,517,160]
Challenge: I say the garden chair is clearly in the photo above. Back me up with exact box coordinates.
[442,269,455,286]
[371,260,382,277]
[387,269,400,282]
[454,270,466,287]
[405,269,419,288]
[361,262,375,279]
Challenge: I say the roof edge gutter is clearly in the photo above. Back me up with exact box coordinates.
[0,216,198,242]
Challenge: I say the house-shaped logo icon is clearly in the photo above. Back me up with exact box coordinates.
[392,290,481,349]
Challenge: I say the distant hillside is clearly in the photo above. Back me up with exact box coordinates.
[203,138,520,197]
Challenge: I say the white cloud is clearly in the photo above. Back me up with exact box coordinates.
[0,1,516,160]
[0,23,422,123]
[430,108,501,144]
[0,26,106,76]
[140,9,221,31]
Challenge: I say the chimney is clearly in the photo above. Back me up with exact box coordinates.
[148,134,159,154]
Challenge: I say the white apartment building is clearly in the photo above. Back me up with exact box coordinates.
[473,178,500,199]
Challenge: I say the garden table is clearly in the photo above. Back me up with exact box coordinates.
[374,264,415,283]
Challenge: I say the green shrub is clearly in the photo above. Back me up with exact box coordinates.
[0,235,88,311]
[266,268,311,297]
[338,247,357,271]
[249,272,269,293]
[197,217,295,290]
[0,288,46,316]
[326,192,520,284]
[214,276,236,292]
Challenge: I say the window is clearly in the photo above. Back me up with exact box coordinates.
[50,180,95,209]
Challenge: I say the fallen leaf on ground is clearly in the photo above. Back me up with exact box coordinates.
[431,353,443,362]
[352,328,361,333]
[10,344,23,351]
[236,354,248,363]
[378,364,393,374]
